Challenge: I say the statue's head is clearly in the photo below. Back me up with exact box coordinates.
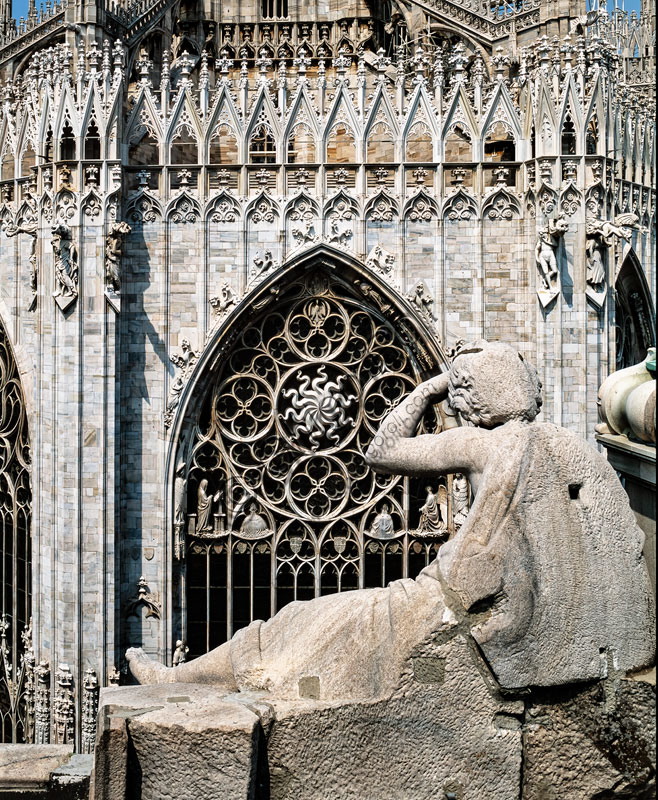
[448,342,542,428]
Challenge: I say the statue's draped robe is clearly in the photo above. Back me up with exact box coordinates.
[229,422,655,697]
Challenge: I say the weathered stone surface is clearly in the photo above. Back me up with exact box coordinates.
[0,744,74,789]
[522,677,656,799]
[367,342,656,690]
[90,683,261,800]
[263,635,523,800]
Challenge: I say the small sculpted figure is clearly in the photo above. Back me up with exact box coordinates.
[196,479,222,532]
[417,484,447,536]
[535,216,567,291]
[451,473,469,530]
[239,503,269,538]
[105,221,132,293]
[127,341,654,695]
[369,503,395,539]
[585,237,606,289]
[173,640,189,666]
[51,224,78,298]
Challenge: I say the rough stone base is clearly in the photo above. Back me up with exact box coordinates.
[91,655,656,800]
[0,745,92,798]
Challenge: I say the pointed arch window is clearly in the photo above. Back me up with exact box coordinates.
[405,122,433,162]
[175,268,469,659]
[84,119,101,160]
[129,125,159,165]
[561,115,577,155]
[43,128,53,163]
[366,122,395,163]
[0,318,32,742]
[170,124,199,165]
[484,121,515,161]
[1,149,14,182]
[326,124,356,163]
[249,124,277,164]
[586,116,599,155]
[59,120,76,161]
[20,144,36,177]
[444,125,472,162]
[615,255,656,370]
[287,125,316,164]
[209,124,238,164]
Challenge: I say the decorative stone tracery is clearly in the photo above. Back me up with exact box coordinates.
[173,262,470,657]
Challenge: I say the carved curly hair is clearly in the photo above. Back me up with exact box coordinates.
[448,341,543,428]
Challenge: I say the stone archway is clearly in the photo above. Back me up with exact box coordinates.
[169,246,466,658]
[615,251,656,370]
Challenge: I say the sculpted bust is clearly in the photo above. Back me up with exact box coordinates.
[127,341,654,696]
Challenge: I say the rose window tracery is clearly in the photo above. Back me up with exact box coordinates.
[180,271,470,657]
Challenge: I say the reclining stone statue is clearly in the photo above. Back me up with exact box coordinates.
[127,341,655,696]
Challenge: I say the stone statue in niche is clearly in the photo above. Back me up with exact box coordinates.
[368,503,396,540]
[127,341,654,697]
[105,221,132,294]
[3,186,39,310]
[535,216,567,308]
[196,479,223,533]
[585,238,605,289]
[51,224,79,311]
[416,484,447,537]
[451,473,469,531]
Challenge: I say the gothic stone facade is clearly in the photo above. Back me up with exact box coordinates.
[0,0,655,748]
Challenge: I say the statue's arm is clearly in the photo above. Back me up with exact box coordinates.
[365,373,485,477]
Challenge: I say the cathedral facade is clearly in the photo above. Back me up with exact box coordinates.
[0,0,654,749]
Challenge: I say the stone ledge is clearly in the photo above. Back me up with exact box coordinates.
[0,744,91,799]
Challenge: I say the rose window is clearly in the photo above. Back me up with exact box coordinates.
[181,271,469,657]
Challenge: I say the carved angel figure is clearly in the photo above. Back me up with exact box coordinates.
[51,224,78,298]
[535,216,568,291]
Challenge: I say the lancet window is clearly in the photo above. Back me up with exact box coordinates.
[84,119,101,160]
[405,123,433,162]
[176,270,470,659]
[287,125,316,163]
[444,126,472,161]
[249,125,277,164]
[0,318,32,742]
[209,125,239,163]
[483,121,516,161]
[59,120,76,161]
[561,115,577,155]
[170,125,199,165]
